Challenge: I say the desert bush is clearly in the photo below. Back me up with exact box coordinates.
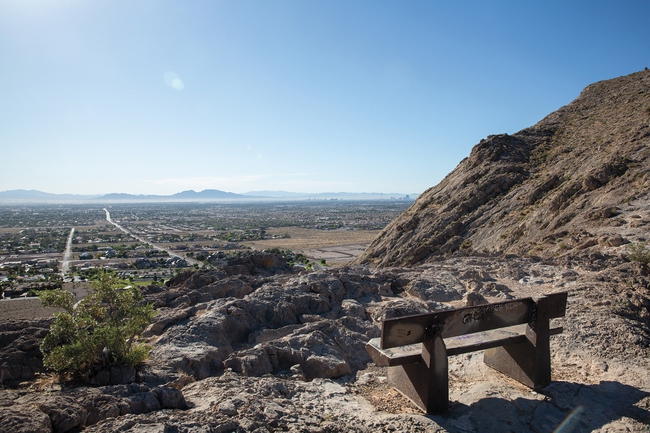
[39,271,154,375]
[627,242,650,264]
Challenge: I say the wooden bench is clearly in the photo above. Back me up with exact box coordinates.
[366,292,567,414]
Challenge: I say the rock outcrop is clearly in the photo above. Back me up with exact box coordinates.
[356,69,650,267]
[141,265,394,383]
[0,384,186,433]
[3,253,648,432]
[0,318,51,385]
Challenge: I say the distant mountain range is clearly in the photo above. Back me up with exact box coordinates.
[99,189,243,201]
[0,190,98,201]
[0,189,418,203]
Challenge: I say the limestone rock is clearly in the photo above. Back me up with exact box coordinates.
[603,235,628,247]
[356,70,650,266]
[0,404,52,433]
[370,298,430,321]
[464,291,489,306]
[0,318,50,385]
[146,385,185,409]
[148,269,390,381]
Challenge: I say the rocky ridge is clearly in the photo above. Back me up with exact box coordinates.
[356,69,650,267]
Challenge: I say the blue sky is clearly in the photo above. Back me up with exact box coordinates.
[1,1,648,195]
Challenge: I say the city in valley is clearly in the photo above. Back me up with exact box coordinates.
[0,201,412,303]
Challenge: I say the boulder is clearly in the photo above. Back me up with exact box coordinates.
[0,319,51,385]
[154,386,187,409]
[18,395,87,433]
[370,298,430,321]
[603,235,628,247]
[465,291,489,306]
[143,306,197,337]
[222,253,293,277]
[341,299,366,320]
[404,277,464,303]
[72,388,124,426]
[0,405,52,433]
[87,365,136,386]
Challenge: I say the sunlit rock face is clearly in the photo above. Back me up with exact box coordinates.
[356,70,650,267]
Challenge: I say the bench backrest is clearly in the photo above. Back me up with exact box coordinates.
[381,292,567,349]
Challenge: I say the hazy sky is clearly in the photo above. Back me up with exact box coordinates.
[1,1,648,195]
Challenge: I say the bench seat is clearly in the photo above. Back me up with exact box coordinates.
[367,324,563,367]
[366,292,568,414]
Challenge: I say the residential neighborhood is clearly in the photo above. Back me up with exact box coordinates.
[0,201,411,298]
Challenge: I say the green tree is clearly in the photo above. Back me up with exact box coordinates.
[39,271,154,376]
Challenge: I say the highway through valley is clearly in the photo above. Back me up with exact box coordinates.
[103,208,201,267]
[60,227,75,278]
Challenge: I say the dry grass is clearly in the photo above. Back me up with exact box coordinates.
[0,228,28,236]
[242,227,381,251]
[0,298,59,321]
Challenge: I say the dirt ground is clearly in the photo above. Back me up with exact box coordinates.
[243,227,380,250]
[0,297,58,321]
[243,227,380,265]
[0,282,90,321]
[299,244,369,265]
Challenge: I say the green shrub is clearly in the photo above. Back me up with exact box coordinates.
[627,242,650,264]
[39,271,155,375]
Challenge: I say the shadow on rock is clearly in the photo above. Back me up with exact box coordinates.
[428,381,650,433]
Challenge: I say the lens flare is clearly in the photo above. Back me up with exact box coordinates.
[164,71,184,91]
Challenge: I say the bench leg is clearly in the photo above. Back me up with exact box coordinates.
[484,298,552,389]
[388,329,449,414]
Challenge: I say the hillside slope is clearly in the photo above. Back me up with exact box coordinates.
[356,69,650,267]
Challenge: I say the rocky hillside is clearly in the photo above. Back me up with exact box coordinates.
[356,69,650,267]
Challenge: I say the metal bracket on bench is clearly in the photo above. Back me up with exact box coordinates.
[388,324,450,413]
[370,292,568,414]
[483,294,556,389]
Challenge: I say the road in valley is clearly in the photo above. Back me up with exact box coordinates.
[60,227,75,278]
[103,208,201,267]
